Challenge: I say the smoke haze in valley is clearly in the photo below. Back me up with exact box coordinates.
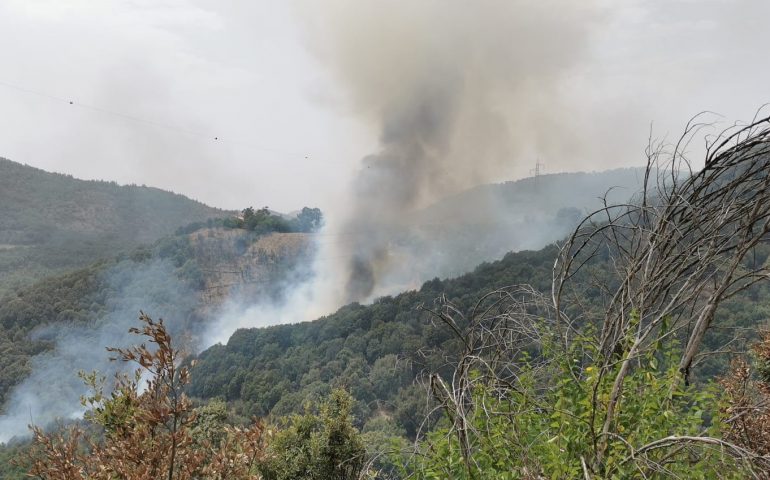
[2,0,770,442]
[0,260,199,443]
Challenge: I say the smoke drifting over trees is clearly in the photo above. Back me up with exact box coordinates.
[0,260,198,443]
[298,0,608,301]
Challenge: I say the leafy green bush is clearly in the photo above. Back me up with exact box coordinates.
[404,332,745,479]
[259,388,367,480]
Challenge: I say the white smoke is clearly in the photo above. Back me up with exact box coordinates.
[201,217,347,348]
[0,259,198,443]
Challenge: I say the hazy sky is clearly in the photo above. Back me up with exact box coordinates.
[0,0,768,213]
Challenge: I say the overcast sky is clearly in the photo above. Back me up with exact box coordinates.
[0,0,768,213]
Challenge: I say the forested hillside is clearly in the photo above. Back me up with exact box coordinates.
[4,156,770,478]
[0,158,228,295]
[188,246,558,431]
[189,240,769,441]
[0,166,650,425]
[0,214,317,423]
[184,124,770,477]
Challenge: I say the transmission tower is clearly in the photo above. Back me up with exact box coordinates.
[530,160,545,187]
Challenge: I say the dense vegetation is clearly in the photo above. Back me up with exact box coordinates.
[188,247,557,430]
[0,157,227,295]
[187,241,769,446]
[2,208,767,477]
[0,208,321,413]
[223,206,323,234]
[5,314,368,480]
[4,139,770,477]
[8,303,768,479]
[186,118,770,477]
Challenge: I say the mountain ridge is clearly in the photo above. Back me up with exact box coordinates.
[0,157,229,294]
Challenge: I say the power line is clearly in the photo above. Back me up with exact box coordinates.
[0,78,317,160]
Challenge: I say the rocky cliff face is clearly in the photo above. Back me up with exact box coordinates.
[189,228,315,307]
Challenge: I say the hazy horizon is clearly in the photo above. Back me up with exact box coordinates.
[0,0,768,215]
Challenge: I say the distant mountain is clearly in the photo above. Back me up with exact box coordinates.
[385,168,647,282]
[417,168,645,221]
[0,158,228,295]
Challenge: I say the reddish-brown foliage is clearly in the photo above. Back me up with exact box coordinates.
[26,313,267,480]
[720,331,770,457]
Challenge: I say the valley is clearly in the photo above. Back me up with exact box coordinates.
[2,152,769,478]
[1,3,769,476]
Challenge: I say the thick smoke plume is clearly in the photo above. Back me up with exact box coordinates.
[298,0,607,301]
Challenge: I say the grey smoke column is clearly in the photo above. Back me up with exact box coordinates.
[298,0,606,301]
[345,83,458,299]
